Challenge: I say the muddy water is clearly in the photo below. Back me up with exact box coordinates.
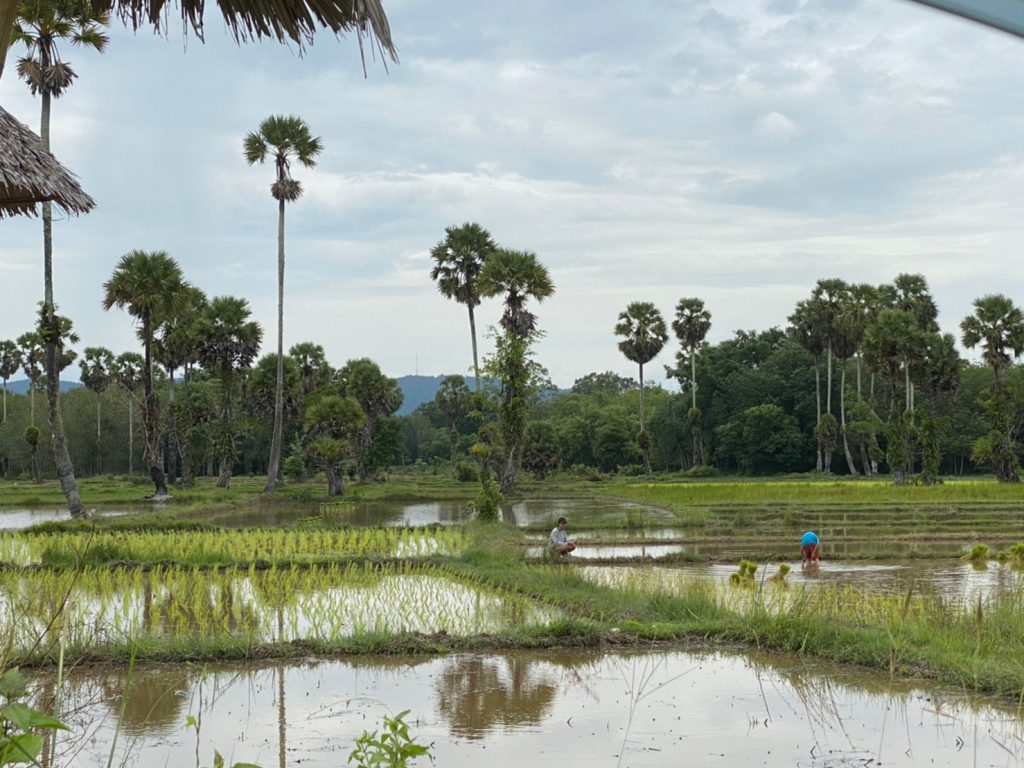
[0,506,143,529]
[41,648,1024,767]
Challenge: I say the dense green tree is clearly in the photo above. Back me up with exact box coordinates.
[614,301,667,475]
[434,374,472,463]
[244,114,322,494]
[78,346,114,473]
[304,395,364,496]
[429,223,498,392]
[289,342,333,396]
[14,0,108,517]
[103,250,189,497]
[521,420,561,479]
[194,296,262,488]
[715,404,804,474]
[337,358,403,478]
[570,371,636,397]
[916,332,962,484]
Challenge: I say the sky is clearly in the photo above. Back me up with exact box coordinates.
[2,0,1024,389]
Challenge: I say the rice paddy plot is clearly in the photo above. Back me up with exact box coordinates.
[0,506,141,530]
[0,526,466,567]
[578,558,1024,607]
[33,648,1024,767]
[0,563,558,658]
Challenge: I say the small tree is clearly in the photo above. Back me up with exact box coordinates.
[78,346,114,474]
[521,421,561,479]
[304,395,365,496]
[615,301,667,476]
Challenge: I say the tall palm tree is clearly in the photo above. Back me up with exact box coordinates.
[429,223,498,391]
[103,250,189,498]
[788,299,826,472]
[478,248,554,339]
[478,248,554,494]
[78,345,114,474]
[14,0,109,519]
[244,114,322,494]
[670,297,712,468]
[960,294,1024,387]
[0,340,21,425]
[614,301,667,476]
[193,295,263,488]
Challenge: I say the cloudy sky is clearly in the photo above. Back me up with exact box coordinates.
[2,0,1023,388]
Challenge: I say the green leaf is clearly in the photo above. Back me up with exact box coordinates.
[0,669,26,699]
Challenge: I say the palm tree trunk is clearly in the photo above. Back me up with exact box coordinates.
[690,349,697,411]
[826,339,832,416]
[128,393,134,477]
[29,385,34,426]
[2,381,6,422]
[639,363,651,476]
[0,2,17,81]
[468,304,480,392]
[856,353,862,400]
[814,358,822,473]
[265,198,286,493]
[39,86,84,517]
[840,362,858,475]
[142,316,168,497]
[96,394,102,474]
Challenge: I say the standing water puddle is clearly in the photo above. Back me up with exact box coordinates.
[38,648,1024,767]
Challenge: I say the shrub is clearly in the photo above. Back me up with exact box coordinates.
[454,462,478,483]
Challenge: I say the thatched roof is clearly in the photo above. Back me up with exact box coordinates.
[90,0,397,63]
[0,105,95,219]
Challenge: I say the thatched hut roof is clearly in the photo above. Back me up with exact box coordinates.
[90,0,397,63]
[0,105,95,219]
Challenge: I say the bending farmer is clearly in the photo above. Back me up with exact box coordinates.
[801,530,820,566]
[549,516,577,556]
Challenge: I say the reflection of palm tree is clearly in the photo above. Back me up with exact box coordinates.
[435,655,557,740]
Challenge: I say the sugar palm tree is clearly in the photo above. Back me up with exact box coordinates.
[960,294,1024,387]
[78,346,114,474]
[193,295,263,488]
[430,223,498,391]
[615,301,667,476]
[103,250,189,498]
[0,339,21,424]
[670,297,712,467]
[478,248,554,494]
[244,114,322,494]
[289,341,332,396]
[478,248,554,339]
[14,0,108,518]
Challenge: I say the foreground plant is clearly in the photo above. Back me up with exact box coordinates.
[0,667,67,765]
[348,710,433,768]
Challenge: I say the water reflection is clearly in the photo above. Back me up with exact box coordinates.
[580,560,1024,605]
[30,648,1024,767]
[0,507,138,530]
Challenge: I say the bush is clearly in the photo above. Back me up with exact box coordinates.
[454,462,478,483]
[283,455,306,482]
[684,464,720,478]
[617,463,645,477]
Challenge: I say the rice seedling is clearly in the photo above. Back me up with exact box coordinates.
[0,527,467,568]
[0,563,559,664]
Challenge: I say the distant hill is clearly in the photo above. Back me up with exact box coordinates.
[396,375,474,416]
[3,379,81,395]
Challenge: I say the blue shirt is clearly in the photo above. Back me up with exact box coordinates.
[801,531,818,546]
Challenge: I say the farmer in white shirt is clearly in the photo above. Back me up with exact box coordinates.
[548,516,577,556]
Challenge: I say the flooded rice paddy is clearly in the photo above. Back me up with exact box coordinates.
[0,566,558,654]
[39,648,1024,767]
